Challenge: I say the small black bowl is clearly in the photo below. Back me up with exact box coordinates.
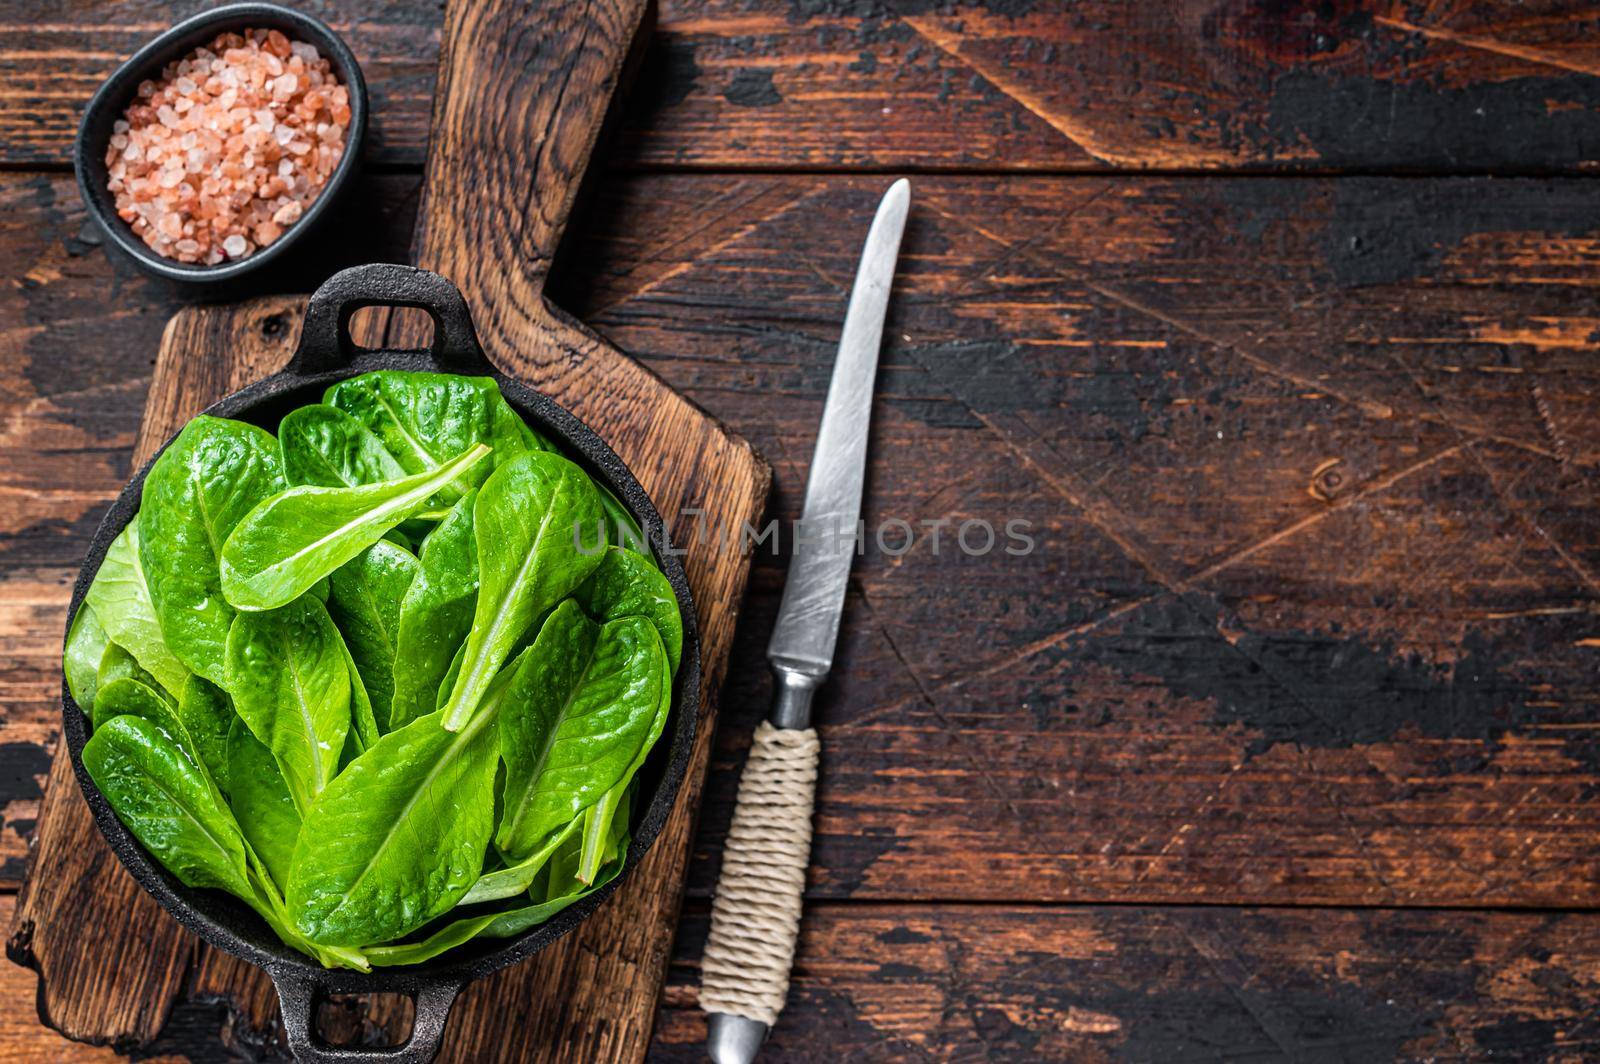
[74,3,367,284]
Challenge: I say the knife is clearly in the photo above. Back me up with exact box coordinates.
[700,179,911,1064]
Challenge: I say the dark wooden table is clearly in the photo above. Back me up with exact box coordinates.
[4,1,1600,1060]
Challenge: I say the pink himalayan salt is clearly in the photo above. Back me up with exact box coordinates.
[106,28,349,266]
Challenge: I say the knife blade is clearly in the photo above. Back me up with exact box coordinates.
[765,176,910,721]
[704,180,909,1064]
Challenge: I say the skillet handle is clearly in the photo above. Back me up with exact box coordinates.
[291,263,492,374]
[272,969,462,1064]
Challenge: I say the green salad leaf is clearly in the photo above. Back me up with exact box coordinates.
[439,452,606,731]
[84,714,253,897]
[176,674,237,795]
[459,816,581,905]
[93,675,185,739]
[220,442,489,611]
[389,491,478,730]
[495,603,666,859]
[225,596,351,814]
[227,719,301,889]
[368,789,631,968]
[574,546,683,675]
[96,642,167,703]
[64,604,110,714]
[85,521,191,697]
[140,416,286,685]
[279,404,408,489]
[285,651,531,947]
[577,654,669,884]
[324,372,541,498]
[340,635,381,755]
[327,539,419,728]
[596,484,651,558]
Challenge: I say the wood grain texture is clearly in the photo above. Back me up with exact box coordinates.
[650,903,1600,1061]
[617,0,1600,172]
[7,896,1599,1061]
[11,1,1600,171]
[0,0,442,168]
[0,897,129,1062]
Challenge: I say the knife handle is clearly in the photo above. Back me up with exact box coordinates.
[700,719,821,1034]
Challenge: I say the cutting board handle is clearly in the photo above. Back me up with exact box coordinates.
[408,0,654,293]
[294,263,492,374]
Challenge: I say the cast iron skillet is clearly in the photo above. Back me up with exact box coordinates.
[61,264,700,1062]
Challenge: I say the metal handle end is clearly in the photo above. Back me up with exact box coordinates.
[769,664,820,730]
[707,1012,768,1064]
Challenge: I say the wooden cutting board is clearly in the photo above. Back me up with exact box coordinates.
[6,0,769,1058]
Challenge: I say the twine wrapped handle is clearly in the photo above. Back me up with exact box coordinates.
[700,721,821,1026]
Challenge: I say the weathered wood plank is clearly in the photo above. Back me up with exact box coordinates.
[4,171,1600,912]
[0,568,73,887]
[651,904,1600,1061]
[0,0,442,168]
[4,895,1594,1059]
[0,896,124,1062]
[10,1,1600,171]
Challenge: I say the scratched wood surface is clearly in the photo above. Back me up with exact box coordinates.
[10,1,1600,171]
[13,0,1600,172]
[4,0,1600,1060]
